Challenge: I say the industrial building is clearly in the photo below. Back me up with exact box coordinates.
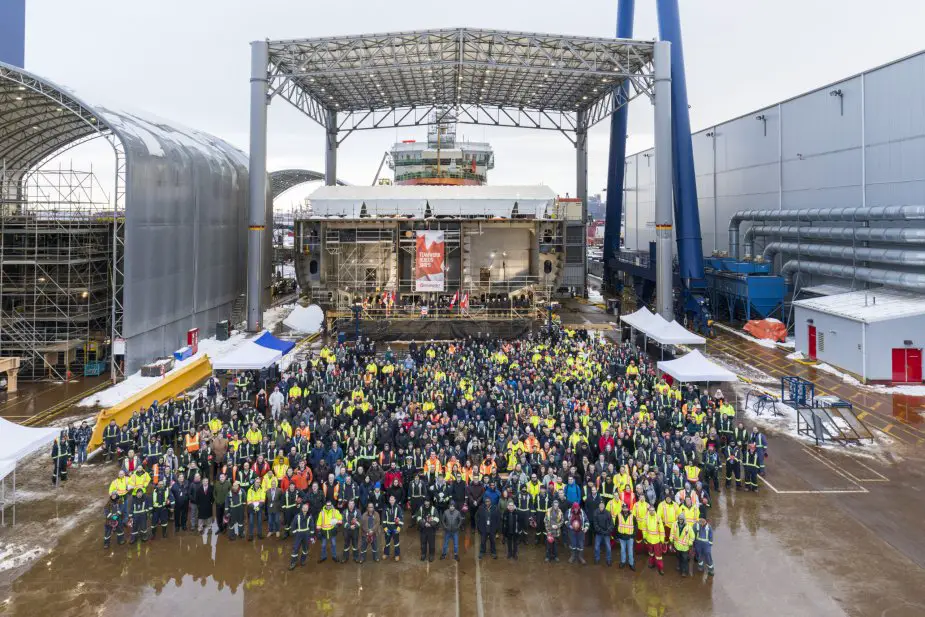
[793,289,925,383]
[0,62,249,379]
[593,4,925,385]
[621,49,925,296]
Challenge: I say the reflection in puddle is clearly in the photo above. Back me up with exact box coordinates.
[892,395,925,425]
[137,575,243,616]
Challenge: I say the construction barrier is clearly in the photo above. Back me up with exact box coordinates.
[88,355,213,450]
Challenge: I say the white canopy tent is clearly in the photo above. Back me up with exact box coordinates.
[657,350,737,383]
[211,340,282,370]
[620,307,706,351]
[620,307,665,332]
[0,417,62,525]
[652,320,706,345]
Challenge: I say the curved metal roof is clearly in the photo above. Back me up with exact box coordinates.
[269,168,347,199]
[0,62,109,182]
[0,61,250,378]
[266,28,656,135]
[1,61,248,182]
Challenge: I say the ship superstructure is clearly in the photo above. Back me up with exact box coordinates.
[388,108,494,185]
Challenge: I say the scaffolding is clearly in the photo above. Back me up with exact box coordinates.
[324,222,398,307]
[297,218,556,326]
[0,163,116,379]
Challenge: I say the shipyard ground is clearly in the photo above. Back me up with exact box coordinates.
[2,302,925,617]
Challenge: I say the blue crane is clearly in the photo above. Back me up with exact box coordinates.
[603,0,712,332]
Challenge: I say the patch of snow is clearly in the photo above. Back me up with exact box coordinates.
[779,338,795,349]
[737,383,799,434]
[814,362,863,386]
[765,317,783,324]
[283,304,323,334]
[785,352,925,395]
[99,110,165,157]
[869,384,925,396]
[735,382,891,459]
[0,545,46,573]
[588,289,604,304]
[703,349,775,385]
[753,338,778,349]
[50,412,97,429]
[111,107,247,167]
[78,305,294,409]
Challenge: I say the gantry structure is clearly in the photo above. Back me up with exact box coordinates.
[247,28,667,331]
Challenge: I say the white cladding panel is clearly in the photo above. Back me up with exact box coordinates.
[625,50,925,270]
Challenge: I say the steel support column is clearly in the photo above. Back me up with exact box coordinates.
[246,40,269,332]
[654,41,674,320]
[576,108,589,297]
[325,109,338,186]
[657,0,704,286]
[0,0,25,68]
[603,0,636,293]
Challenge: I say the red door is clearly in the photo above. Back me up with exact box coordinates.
[892,348,906,382]
[907,348,923,382]
[808,325,817,360]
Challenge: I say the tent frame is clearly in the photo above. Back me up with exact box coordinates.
[0,465,16,527]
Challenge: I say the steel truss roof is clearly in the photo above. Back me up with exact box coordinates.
[266,28,655,142]
[269,169,347,200]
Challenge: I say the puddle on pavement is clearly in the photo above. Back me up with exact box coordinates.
[893,395,925,425]
[0,376,108,422]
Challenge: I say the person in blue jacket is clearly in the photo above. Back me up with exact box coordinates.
[564,476,582,506]
[694,517,715,576]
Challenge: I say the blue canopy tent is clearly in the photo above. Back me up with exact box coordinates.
[254,331,295,355]
[212,331,295,370]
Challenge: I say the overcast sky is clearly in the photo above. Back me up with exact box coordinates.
[23,0,925,205]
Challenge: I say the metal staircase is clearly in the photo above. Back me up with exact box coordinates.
[0,308,66,380]
[229,294,247,328]
[781,376,874,445]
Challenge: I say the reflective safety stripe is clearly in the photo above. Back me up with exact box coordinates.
[617,513,634,535]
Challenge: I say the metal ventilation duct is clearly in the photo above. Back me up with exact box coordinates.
[780,259,925,291]
[763,242,925,267]
[743,225,925,258]
[728,205,925,258]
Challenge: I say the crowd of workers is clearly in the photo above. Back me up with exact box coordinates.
[77,326,770,576]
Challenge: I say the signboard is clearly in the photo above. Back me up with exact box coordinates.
[113,337,126,356]
[188,328,200,354]
[415,230,445,292]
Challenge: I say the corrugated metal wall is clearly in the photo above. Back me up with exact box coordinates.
[626,50,925,259]
[120,129,247,373]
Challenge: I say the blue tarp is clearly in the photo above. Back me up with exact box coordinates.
[254,331,295,355]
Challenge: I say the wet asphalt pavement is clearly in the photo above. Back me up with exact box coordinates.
[4,445,925,617]
[3,305,925,616]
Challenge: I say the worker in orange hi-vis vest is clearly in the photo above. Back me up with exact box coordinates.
[423,452,443,481]
[479,456,497,480]
[185,429,200,454]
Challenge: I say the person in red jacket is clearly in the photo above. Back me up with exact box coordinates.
[598,431,615,453]
[253,454,271,479]
[383,462,403,488]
